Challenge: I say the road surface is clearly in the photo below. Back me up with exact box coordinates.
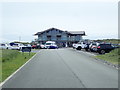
[2,48,118,88]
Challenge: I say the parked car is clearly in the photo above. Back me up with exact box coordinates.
[11,45,20,50]
[0,43,7,49]
[19,44,26,51]
[72,43,76,49]
[89,42,99,52]
[96,44,115,54]
[111,44,120,49]
[36,44,40,49]
[6,44,13,49]
[45,41,58,49]
[84,43,90,51]
[73,41,86,50]
[9,43,24,50]
[0,43,13,49]
[32,45,37,49]
[13,44,24,50]
[40,44,45,49]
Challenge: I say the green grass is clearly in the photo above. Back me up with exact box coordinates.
[0,49,2,83]
[2,49,19,62]
[1,49,35,82]
[95,48,120,65]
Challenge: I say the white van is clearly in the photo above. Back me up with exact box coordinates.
[45,41,58,49]
[9,43,24,50]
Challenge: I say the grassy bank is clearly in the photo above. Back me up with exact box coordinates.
[0,49,2,83]
[95,48,120,65]
[1,49,35,82]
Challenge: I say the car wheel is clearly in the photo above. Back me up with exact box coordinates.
[85,48,88,51]
[100,50,105,54]
[76,46,81,50]
[90,49,93,52]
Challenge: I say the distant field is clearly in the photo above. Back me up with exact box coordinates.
[94,39,120,44]
[96,48,120,65]
[1,49,35,82]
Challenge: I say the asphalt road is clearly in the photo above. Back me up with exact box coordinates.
[2,48,118,88]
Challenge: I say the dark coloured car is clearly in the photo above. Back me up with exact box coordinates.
[84,43,90,51]
[97,44,115,54]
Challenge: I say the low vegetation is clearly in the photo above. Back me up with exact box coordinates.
[2,50,19,63]
[0,49,35,82]
[12,41,30,45]
[95,48,120,65]
[94,39,120,44]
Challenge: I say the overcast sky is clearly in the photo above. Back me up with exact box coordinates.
[0,0,118,43]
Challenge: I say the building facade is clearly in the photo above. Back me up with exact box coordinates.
[34,28,85,47]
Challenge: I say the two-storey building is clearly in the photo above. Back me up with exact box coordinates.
[34,28,86,47]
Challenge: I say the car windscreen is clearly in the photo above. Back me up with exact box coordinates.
[46,43,52,45]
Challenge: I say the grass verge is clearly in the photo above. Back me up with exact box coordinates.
[1,49,35,82]
[95,48,120,65]
[0,49,2,83]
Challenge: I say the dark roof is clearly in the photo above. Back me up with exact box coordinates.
[34,28,64,35]
[68,31,85,35]
[34,28,85,35]
[34,32,41,35]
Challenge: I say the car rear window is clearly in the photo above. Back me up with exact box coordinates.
[0,44,5,46]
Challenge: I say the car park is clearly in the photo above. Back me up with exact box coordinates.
[45,41,58,49]
[72,40,119,55]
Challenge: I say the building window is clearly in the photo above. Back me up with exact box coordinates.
[47,36,51,40]
[57,36,61,40]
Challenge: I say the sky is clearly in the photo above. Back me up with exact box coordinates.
[0,0,118,43]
